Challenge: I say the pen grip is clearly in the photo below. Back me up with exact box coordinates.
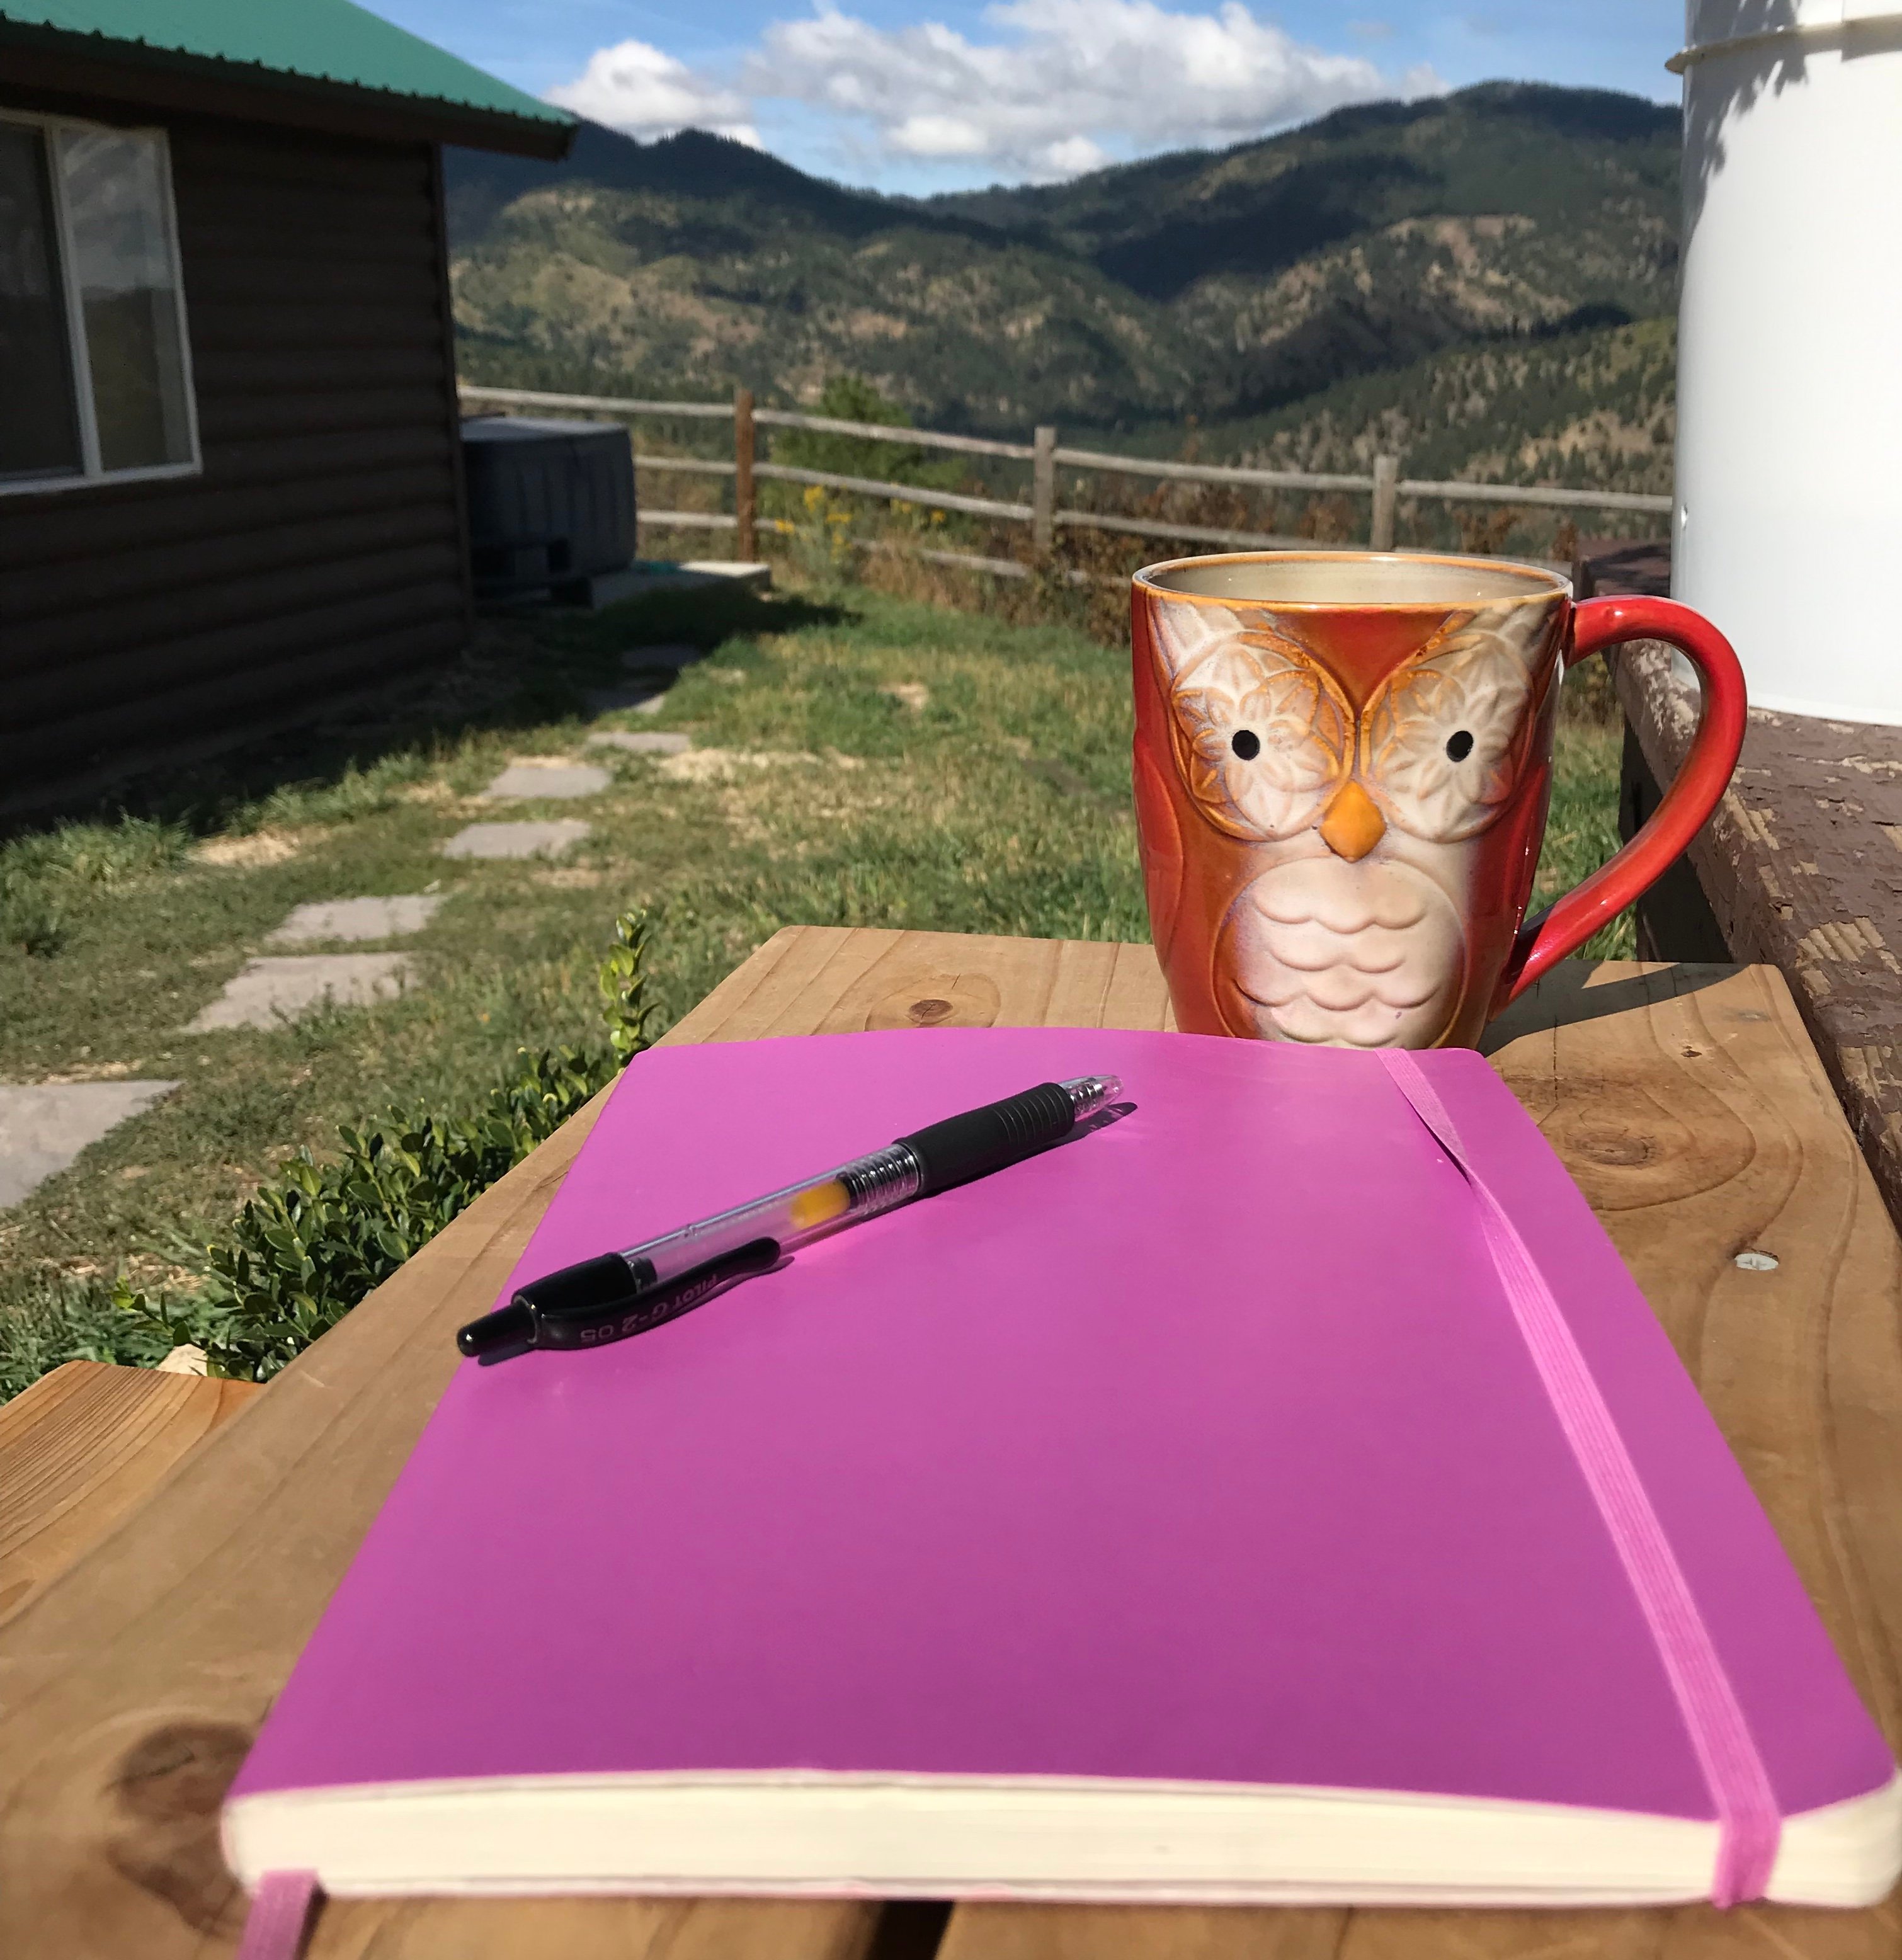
[894,1080,1074,1195]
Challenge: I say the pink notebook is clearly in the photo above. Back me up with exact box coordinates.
[224,1028,1900,1910]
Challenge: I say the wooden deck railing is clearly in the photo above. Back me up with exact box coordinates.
[457,382,1672,579]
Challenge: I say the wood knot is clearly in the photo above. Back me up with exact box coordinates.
[105,1721,253,1934]
[860,972,999,1031]
[1569,1128,1653,1167]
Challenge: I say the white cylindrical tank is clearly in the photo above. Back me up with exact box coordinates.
[1673,0,1902,723]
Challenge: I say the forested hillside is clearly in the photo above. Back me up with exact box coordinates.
[445,82,1679,448]
[1176,315,1676,493]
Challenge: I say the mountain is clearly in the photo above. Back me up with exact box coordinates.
[445,83,1679,438]
[1150,314,1677,494]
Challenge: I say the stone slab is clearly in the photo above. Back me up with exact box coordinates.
[584,731,692,756]
[620,643,701,673]
[680,559,772,588]
[480,761,611,801]
[0,1081,181,1208]
[265,895,443,945]
[440,820,591,862]
[577,561,771,609]
[184,954,413,1033]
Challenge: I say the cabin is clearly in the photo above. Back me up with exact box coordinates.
[0,1,574,820]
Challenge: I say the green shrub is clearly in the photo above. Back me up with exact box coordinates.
[769,374,944,487]
[113,908,663,1383]
[0,1272,182,1401]
[598,906,668,1064]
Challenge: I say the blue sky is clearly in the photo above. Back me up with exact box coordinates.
[372,0,1680,193]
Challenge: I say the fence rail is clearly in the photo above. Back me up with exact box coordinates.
[755,407,1037,462]
[1052,445,1377,494]
[457,383,1672,572]
[1057,510,1307,551]
[754,461,1034,522]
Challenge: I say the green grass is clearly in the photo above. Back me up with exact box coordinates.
[1535,671,1632,963]
[0,580,1628,1398]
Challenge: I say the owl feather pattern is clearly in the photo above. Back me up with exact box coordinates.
[1151,595,1561,1048]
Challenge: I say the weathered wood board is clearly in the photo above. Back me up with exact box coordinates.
[1617,641,1902,1248]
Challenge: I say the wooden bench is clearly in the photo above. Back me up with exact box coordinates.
[1617,642,1902,1247]
[1,928,1897,1957]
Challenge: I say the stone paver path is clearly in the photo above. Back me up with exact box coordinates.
[266,895,443,944]
[0,1080,180,1207]
[441,820,591,861]
[186,954,413,1033]
[586,731,692,756]
[481,760,612,801]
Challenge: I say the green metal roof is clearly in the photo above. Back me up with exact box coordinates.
[0,0,573,132]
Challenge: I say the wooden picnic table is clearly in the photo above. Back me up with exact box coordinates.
[2,925,1899,1959]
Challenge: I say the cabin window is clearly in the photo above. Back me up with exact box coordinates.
[0,114,198,493]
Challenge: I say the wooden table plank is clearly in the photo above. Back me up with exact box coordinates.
[0,926,1170,1959]
[661,925,1177,1048]
[0,1362,259,1627]
[941,960,1902,1960]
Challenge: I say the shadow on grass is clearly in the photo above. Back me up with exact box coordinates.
[527,583,851,661]
[27,586,855,843]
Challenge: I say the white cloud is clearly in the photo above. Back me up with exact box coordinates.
[546,3,1444,183]
[748,0,1435,178]
[545,38,761,147]
[1045,134,1111,175]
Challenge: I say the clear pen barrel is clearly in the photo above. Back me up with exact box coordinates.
[618,1075,1117,1284]
[618,1145,921,1283]
[1065,1073,1120,1119]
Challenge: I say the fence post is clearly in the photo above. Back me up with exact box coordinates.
[1370,453,1398,552]
[734,386,756,562]
[1032,425,1057,560]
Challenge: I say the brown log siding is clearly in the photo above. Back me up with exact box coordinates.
[0,97,470,815]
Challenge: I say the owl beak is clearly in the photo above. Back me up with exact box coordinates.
[1318,780,1386,862]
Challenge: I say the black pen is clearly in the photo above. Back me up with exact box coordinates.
[457,1072,1123,1364]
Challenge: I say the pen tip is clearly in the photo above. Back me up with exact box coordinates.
[458,1300,535,1361]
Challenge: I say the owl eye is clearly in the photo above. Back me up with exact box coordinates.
[1150,609,1350,841]
[1365,649,1534,843]
[1151,618,1349,843]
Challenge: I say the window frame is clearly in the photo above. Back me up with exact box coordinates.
[0,106,202,498]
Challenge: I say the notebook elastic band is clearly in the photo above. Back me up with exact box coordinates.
[1377,1049,1781,1907]
[236,1869,319,1960]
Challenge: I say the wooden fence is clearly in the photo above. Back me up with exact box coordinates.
[457,383,1673,579]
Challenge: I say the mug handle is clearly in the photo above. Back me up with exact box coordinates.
[1496,595,1748,1008]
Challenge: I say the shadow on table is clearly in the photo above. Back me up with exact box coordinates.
[1480,960,1740,1056]
[865,1901,953,1960]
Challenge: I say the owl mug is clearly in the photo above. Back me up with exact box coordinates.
[1130,551,1746,1049]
